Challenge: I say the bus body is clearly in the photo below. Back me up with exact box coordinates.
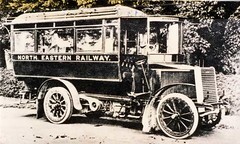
[6,5,222,139]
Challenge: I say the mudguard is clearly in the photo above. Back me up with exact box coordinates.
[36,78,82,118]
[142,83,195,132]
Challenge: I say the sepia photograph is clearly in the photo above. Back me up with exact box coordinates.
[0,0,240,143]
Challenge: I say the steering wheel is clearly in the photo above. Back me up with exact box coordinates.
[135,59,146,65]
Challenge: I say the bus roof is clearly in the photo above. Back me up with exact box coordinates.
[10,5,148,24]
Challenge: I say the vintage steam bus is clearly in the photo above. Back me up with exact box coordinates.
[5,5,222,139]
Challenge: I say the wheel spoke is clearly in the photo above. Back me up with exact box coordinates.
[51,94,57,101]
[177,122,181,132]
[53,109,58,117]
[179,104,188,113]
[181,117,193,123]
[49,103,57,110]
[59,110,64,117]
[50,108,55,113]
[172,99,177,113]
[179,120,188,130]
[56,93,61,101]
[166,119,174,126]
[171,120,177,131]
[56,110,61,118]
[60,100,66,105]
[59,109,65,116]
[162,109,174,115]
[181,112,192,116]
[163,116,172,120]
[61,105,66,110]
[166,103,175,113]
[49,99,57,104]
[59,95,64,102]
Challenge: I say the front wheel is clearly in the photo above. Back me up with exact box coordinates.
[43,87,73,124]
[156,93,199,139]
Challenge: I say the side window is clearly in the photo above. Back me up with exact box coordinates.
[105,26,118,53]
[76,28,102,52]
[14,31,35,52]
[38,28,73,53]
[148,22,180,54]
[149,22,168,53]
[167,23,179,54]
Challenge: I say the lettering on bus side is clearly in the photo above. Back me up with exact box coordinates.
[75,55,110,61]
[15,54,117,62]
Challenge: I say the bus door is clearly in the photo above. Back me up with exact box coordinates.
[119,18,148,92]
[119,17,148,72]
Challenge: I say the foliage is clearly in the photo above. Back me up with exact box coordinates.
[177,2,240,74]
[0,68,25,98]
[182,20,210,66]
[224,7,240,74]
[217,74,240,115]
[202,19,233,74]
[177,1,228,19]
[6,0,77,12]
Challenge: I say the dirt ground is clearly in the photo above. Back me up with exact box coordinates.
[0,97,240,144]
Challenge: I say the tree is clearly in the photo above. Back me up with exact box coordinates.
[6,0,78,12]
[182,20,210,66]
[224,6,240,74]
[176,1,240,74]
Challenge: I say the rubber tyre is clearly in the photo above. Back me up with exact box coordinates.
[43,87,73,124]
[156,93,199,139]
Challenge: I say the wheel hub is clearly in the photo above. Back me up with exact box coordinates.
[54,104,61,110]
[171,113,180,119]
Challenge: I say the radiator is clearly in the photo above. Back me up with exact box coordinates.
[201,67,218,104]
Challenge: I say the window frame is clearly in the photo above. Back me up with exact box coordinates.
[11,18,120,54]
[13,30,36,53]
[75,27,103,53]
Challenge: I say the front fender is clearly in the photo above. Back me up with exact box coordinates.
[152,83,195,102]
[142,83,196,132]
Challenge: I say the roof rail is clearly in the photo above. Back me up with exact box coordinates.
[2,17,16,24]
[10,5,147,24]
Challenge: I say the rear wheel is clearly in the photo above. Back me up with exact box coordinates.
[156,93,199,139]
[44,87,73,124]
